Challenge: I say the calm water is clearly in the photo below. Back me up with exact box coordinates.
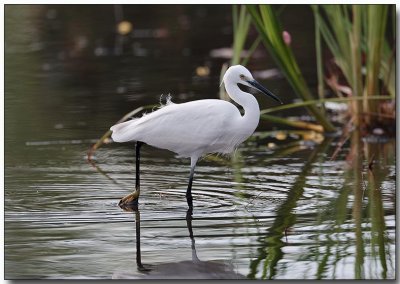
[4,5,396,280]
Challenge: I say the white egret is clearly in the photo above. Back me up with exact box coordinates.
[110,65,282,209]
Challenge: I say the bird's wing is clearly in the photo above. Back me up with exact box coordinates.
[110,99,241,156]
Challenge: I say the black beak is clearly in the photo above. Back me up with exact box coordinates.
[248,80,283,105]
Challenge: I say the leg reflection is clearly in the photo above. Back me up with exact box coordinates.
[122,205,150,272]
[113,207,245,279]
[134,209,153,272]
[186,208,200,263]
[134,209,145,271]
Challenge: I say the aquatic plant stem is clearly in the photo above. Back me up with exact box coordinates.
[261,114,324,132]
[260,95,392,115]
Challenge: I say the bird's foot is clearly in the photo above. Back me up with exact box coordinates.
[119,191,139,211]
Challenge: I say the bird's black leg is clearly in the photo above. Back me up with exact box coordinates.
[186,157,198,210]
[135,141,144,191]
[119,141,144,209]
[186,170,194,209]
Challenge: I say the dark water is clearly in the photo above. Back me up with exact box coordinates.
[4,5,396,279]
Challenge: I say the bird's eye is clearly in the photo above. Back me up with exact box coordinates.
[240,74,245,80]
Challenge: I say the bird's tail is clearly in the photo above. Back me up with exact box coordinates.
[110,119,139,142]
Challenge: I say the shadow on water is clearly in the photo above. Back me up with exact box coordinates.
[113,206,245,279]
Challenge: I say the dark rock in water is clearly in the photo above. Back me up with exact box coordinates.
[112,260,246,279]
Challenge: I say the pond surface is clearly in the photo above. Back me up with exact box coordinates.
[4,5,396,280]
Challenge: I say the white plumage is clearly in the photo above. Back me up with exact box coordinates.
[110,65,282,208]
[111,99,248,157]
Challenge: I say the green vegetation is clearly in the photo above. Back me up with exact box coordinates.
[232,4,395,135]
[223,5,327,132]
[312,5,394,129]
[246,5,336,132]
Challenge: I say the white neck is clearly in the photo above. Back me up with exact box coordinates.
[225,83,260,135]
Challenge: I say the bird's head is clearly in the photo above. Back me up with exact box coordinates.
[223,65,283,104]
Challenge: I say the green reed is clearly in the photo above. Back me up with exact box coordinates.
[313,5,394,127]
[246,5,336,132]
[229,5,395,133]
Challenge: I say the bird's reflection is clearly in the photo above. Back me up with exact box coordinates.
[114,204,244,279]
[186,208,200,264]
[118,203,149,271]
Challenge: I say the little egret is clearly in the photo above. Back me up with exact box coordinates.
[110,65,282,209]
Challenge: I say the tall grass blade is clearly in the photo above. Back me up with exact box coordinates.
[316,4,394,128]
[247,5,336,132]
[311,5,325,112]
[349,5,363,127]
[364,5,388,123]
